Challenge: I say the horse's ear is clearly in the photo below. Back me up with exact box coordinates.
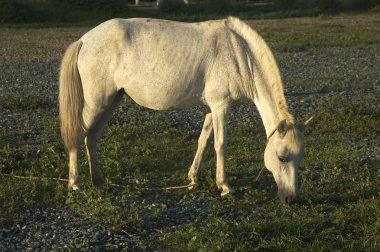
[277,120,288,137]
[297,116,313,133]
[304,116,313,126]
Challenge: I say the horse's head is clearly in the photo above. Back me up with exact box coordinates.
[264,118,312,204]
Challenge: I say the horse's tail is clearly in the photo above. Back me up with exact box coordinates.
[59,40,84,150]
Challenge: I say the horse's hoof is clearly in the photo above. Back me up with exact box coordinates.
[220,185,235,197]
[68,184,80,191]
[187,175,197,190]
[187,183,197,190]
[92,177,104,187]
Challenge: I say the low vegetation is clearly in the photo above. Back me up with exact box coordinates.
[1,0,380,23]
[0,13,379,250]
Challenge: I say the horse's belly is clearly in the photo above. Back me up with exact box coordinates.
[124,82,204,111]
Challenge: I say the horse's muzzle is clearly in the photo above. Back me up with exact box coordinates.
[279,191,298,205]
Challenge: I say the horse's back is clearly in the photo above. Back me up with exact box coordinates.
[77,18,235,110]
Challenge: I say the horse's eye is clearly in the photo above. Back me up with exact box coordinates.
[278,156,288,163]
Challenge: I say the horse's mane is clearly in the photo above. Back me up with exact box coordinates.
[226,17,294,124]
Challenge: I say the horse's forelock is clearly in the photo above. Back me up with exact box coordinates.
[284,125,304,153]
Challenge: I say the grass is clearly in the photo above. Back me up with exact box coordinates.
[249,14,380,51]
[0,13,379,250]
[1,0,379,23]
[1,14,379,62]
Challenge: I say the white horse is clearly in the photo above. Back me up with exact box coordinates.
[59,17,311,204]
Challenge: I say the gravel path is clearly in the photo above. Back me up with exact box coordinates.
[0,36,379,250]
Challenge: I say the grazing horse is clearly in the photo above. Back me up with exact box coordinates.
[59,17,311,204]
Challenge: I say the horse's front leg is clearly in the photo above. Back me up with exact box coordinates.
[188,113,213,189]
[211,103,234,196]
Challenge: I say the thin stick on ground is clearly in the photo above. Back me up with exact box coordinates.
[0,173,195,191]
[0,173,68,182]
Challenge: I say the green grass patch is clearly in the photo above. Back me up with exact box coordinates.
[250,14,380,51]
[161,198,380,251]
[2,0,379,23]
[1,94,379,250]
[0,93,53,112]
[1,14,379,60]
[309,98,380,140]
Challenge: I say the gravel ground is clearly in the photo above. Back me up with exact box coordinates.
[0,33,379,250]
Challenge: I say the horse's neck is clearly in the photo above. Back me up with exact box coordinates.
[226,17,293,136]
[253,87,282,137]
[251,72,292,138]
[246,47,293,138]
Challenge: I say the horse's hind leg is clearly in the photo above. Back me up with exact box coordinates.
[84,90,124,186]
[188,113,213,189]
[68,142,83,190]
